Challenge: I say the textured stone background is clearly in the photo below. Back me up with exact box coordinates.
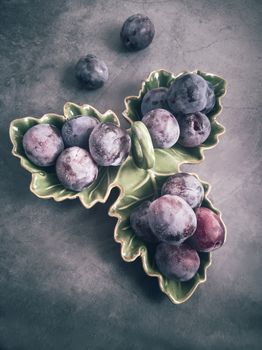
[0,0,262,349]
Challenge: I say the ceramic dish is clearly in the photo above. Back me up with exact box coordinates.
[123,69,227,168]
[109,170,226,304]
[9,69,227,303]
[9,102,120,208]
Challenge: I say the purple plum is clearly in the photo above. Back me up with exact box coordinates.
[89,123,131,166]
[120,14,155,51]
[148,195,197,244]
[155,242,200,281]
[161,173,204,208]
[55,146,98,191]
[188,207,226,252]
[142,108,180,148]
[130,201,158,243]
[23,124,64,167]
[178,112,211,147]
[62,115,100,149]
[141,87,168,115]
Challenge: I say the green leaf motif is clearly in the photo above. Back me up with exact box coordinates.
[110,168,224,304]
[9,102,120,208]
[123,69,227,168]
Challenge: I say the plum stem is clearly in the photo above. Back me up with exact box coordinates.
[148,169,158,198]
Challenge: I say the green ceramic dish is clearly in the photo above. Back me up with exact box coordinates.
[108,69,227,303]
[109,170,226,304]
[9,69,227,303]
[9,102,121,208]
[123,69,227,167]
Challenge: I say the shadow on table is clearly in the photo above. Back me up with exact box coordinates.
[102,23,127,54]
[70,187,165,304]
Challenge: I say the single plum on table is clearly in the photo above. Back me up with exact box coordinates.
[75,54,108,89]
[148,195,197,245]
[120,14,155,51]
[155,242,200,281]
[55,146,98,191]
[89,122,131,166]
[188,207,226,252]
[62,115,100,149]
[167,73,209,114]
[141,87,168,115]
[142,108,180,148]
[177,112,211,147]
[130,201,158,243]
[23,124,64,167]
[161,173,204,209]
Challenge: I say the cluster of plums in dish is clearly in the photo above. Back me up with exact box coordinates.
[140,73,215,148]
[75,14,155,89]
[22,117,131,191]
[130,173,225,282]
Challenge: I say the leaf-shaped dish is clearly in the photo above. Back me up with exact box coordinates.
[123,69,227,168]
[108,69,228,303]
[9,102,120,208]
[109,168,226,304]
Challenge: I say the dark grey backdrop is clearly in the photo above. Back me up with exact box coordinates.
[0,1,262,349]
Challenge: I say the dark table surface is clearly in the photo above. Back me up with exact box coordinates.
[1,1,262,349]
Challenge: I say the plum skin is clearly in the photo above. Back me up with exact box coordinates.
[188,207,226,252]
[89,122,131,166]
[141,87,168,115]
[161,173,204,209]
[23,124,64,167]
[75,54,108,90]
[155,242,200,281]
[177,112,211,148]
[55,146,98,191]
[167,73,209,115]
[120,14,155,51]
[142,108,180,148]
[130,201,158,243]
[148,195,197,245]
[202,82,216,114]
[62,115,100,149]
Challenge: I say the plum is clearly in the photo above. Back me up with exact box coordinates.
[62,115,100,149]
[155,242,200,281]
[75,54,108,89]
[167,73,209,114]
[202,82,216,114]
[130,201,158,243]
[23,124,64,167]
[55,146,98,191]
[161,173,204,208]
[148,195,197,244]
[188,207,226,252]
[120,14,155,51]
[141,87,168,115]
[142,108,180,148]
[177,112,211,147]
[89,122,131,166]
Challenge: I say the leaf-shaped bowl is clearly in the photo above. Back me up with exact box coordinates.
[9,102,121,208]
[108,69,228,303]
[109,169,226,304]
[123,69,227,169]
